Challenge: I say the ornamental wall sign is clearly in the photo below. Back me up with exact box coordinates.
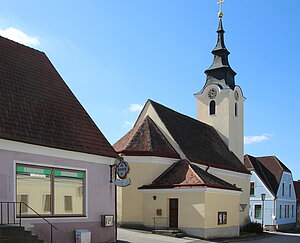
[115,160,131,187]
[116,160,130,179]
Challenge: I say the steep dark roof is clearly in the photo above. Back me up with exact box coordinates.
[114,116,180,159]
[139,159,240,191]
[0,36,117,157]
[244,155,291,195]
[293,181,300,203]
[204,19,236,91]
[148,100,249,174]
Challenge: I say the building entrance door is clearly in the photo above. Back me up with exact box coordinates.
[169,198,178,228]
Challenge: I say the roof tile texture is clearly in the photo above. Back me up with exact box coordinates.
[114,116,179,159]
[139,159,240,191]
[0,36,117,157]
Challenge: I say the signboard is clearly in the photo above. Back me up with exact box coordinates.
[116,160,129,179]
[115,160,131,187]
[101,215,114,227]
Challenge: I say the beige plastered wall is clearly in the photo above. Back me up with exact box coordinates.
[117,158,175,224]
[142,190,240,234]
[201,166,251,225]
[195,85,244,163]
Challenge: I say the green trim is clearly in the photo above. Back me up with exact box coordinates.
[16,166,51,175]
[54,170,84,178]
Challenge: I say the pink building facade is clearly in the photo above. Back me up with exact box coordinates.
[0,35,118,242]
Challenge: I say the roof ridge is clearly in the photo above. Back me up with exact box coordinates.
[148,99,214,129]
[0,35,45,54]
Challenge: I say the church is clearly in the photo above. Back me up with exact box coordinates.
[114,9,251,239]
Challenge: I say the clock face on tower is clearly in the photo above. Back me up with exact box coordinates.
[234,90,239,101]
[208,88,217,99]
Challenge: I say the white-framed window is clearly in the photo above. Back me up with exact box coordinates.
[17,194,29,214]
[16,164,85,217]
[254,204,262,218]
[209,100,216,115]
[279,204,282,218]
[64,195,73,213]
[43,194,51,213]
[218,212,227,225]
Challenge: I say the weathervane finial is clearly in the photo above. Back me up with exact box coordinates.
[217,0,224,18]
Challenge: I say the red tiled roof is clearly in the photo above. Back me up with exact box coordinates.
[139,159,241,191]
[114,116,180,159]
[244,155,291,195]
[0,36,117,157]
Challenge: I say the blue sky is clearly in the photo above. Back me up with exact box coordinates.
[1,1,300,179]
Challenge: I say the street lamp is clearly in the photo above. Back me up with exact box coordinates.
[261,193,266,230]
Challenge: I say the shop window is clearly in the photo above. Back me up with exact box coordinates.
[218,212,227,225]
[254,205,262,218]
[250,182,255,196]
[209,100,216,115]
[16,164,85,217]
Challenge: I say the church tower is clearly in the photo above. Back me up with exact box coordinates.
[194,11,245,163]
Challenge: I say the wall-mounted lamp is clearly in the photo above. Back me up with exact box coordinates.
[153,196,157,200]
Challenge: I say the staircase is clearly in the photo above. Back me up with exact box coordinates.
[152,229,186,238]
[0,225,44,243]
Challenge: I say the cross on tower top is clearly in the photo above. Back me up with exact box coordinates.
[217,0,224,18]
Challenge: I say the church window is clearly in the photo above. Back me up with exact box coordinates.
[209,100,216,115]
[235,103,238,117]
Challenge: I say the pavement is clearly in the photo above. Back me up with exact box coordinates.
[117,228,300,243]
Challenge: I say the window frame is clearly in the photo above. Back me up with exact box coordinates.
[209,100,216,116]
[217,212,227,225]
[250,182,255,196]
[16,163,86,218]
[254,204,262,219]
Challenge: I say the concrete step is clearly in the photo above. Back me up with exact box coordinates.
[152,229,186,238]
[0,225,44,243]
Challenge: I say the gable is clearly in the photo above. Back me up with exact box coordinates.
[114,116,180,159]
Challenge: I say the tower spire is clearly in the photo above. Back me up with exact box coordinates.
[204,1,236,90]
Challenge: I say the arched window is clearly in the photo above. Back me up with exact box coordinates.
[209,100,216,115]
[235,102,238,117]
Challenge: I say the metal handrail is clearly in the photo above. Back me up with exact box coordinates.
[0,201,57,243]
[153,217,169,229]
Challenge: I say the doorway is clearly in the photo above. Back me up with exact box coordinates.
[169,198,178,228]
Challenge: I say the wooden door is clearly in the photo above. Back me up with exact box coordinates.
[169,199,178,228]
